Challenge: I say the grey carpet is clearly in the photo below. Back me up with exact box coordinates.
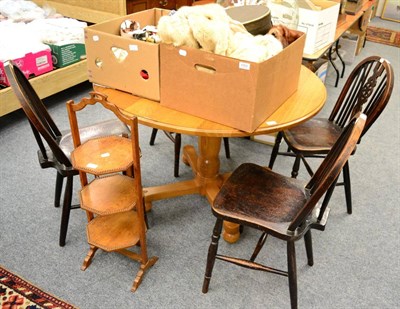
[0,18,399,309]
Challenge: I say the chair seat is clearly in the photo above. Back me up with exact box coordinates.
[284,118,342,154]
[213,163,308,236]
[60,119,130,158]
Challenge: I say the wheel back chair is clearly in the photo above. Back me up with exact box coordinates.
[149,129,230,177]
[67,92,158,292]
[268,56,394,214]
[4,61,130,247]
[202,113,366,309]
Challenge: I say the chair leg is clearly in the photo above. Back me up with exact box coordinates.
[342,162,352,214]
[59,175,73,247]
[174,133,182,177]
[291,154,301,179]
[202,218,223,293]
[250,232,268,262]
[151,132,228,177]
[287,241,298,309]
[318,178,338,221]
[304,230,314,266]
[268,131,283,169]
[300,155,314,177]
[149,128,158,145]
[223,137,230,159]
[54,172,63,208]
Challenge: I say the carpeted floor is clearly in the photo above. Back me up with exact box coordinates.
[0,265,78,308]
[366,26,400,47]
[0,17,399,309]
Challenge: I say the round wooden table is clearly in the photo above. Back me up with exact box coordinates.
[93,65,326,243]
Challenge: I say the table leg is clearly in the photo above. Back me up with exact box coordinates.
[328,46,340,87]
[143,137,223,206]
[223,221,241,243]
[335,40,345,78]
[183,136,223,201]
[186,136,241,243]
[144,135,241,243]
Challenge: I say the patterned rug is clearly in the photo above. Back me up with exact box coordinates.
[0,265,77,309]
[366,26,400,48]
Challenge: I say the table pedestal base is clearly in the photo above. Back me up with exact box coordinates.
[143,136,240,243]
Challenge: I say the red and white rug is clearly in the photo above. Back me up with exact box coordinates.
[0,265,77,309]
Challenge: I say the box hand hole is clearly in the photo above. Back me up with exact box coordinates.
[194,64,216,74]
[111,46,128,63]
[95,58,103,68]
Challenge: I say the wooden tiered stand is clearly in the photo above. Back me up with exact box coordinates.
[67,92,157,292]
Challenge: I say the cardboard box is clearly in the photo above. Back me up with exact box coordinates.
[0,48,53,87]
[302,58,329,83]
[370,0,377,19]
[46,43,86,68]
[345,0,368,15]
[348,26,366,55]
[358,4,373,31]
[339,32,359,64]
[160,33,306,133]
[314,58,329,83]
[355,31,366,55]
[84,9,170,101]
[297,0,340,55]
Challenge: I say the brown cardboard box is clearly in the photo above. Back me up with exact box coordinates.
[302,58,329,83]
[358,5,373,31]
[160,33,306,133]
[356,32,366,55]
[370,0,377,19]
[339,31,360,64]
[84,9,170,101]
[345,0,368,15]
[348,27,366,55]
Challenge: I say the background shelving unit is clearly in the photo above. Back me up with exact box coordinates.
[1,0,193,117]
[1,0,125,117]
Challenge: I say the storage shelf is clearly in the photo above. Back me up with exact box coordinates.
[1,0,194,118]
[1,0,127,118]
[31,0,125,23]
[1,60,88,117]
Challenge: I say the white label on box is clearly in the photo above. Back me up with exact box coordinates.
[179,49,187,57]
[129,45,139,51]
[36,55,49,67]
[92,35,100,42]
[239,62,251,70]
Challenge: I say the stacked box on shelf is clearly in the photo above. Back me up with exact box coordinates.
[0,49,53,87]
[345,0,368,15]
[303,58,329,83]
[297,0,340,55]
[46,43,86,68]
[30,17,88,68]
[339,32,360,64]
